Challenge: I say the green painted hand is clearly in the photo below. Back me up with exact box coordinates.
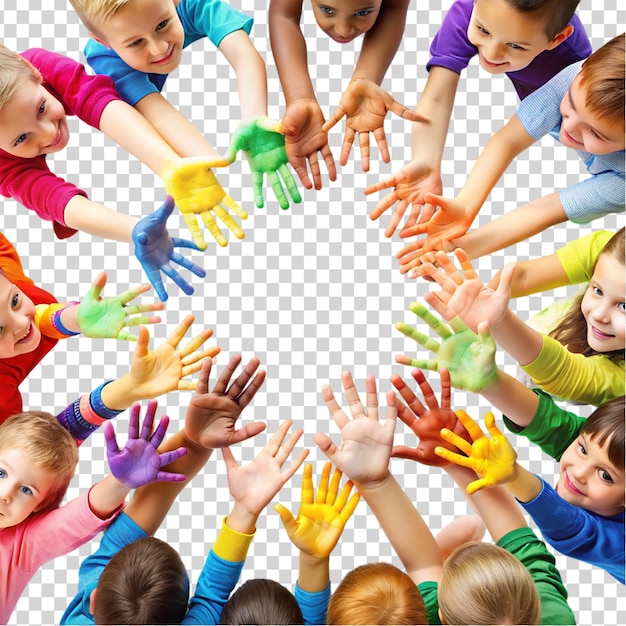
[77,272,164,341]
[435,410,518,495]
[395,301,497,392]
[225,117,302,210]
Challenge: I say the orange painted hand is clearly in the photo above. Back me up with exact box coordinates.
[275,462,360,559]
[435,411,518,494]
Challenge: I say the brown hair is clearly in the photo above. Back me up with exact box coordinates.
[504,0,580,39]
[94,537,189,625]
[219,579,304,625]
[327,562,427,625]
[550,227,625,363]
[581,396,625,471]
[578,33,625,126]
[439,542,542,625]
[0,44,42,111]
[0,411,77,511]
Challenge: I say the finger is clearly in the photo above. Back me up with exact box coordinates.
[123,301,164,317]
[391,445,421,462]
[178,327,213,357]
[291,155,313,191]
[274,503,297,532]
[434,444,473,468]
[141,266,167,302]
[313,432,340,463]
[265,419,294,458]
[316,461,331,505]
[339,491,360,523]
[365,375,379,422]
[395,398,420,431]
[384,390,398,433]
[455,410,485,444]
[320,142,337,182]
[422,291,458,324]
[268,170,289,210]
[181,212,208,251]
[414,369,442,412]
[334,473,352,510]
[341,371,366,420]
[181,350,218,376]
[384,200,409,239]
[439,427,473,455]
[321,384,349,429]
[103,421,120,457]
[448,315,470,335]
[368,190,399,222]
[170,251,207,280]
[276,426,305,467]
[200,210,228,247]
[408,302,453,339]
[364,175,399,196]
[213,204,246,240]
[116,283,151,306]
[390,374,425,418]
[339,126,356,167]
[127,401,143,441]
[303,462,316,505]
[157,447,187,469]
[160,262,195,297]
[395,353,439,373]
[358,130,371,172]
[149,415,170,449]
[236,370,267,409]
[166,314,195,348]
[221,193,248,221]
[395,322,441,353]
[398,222,429,239]
[194,358,214,396]
[322,106,345,132]
[326,463,342,505]
[484,412,503,440]
[228,421,267,445]
[116,330,137,342]
[226,356,262,399]
[452,248,478,281]
[438,367,452,410]
[221,445,240,474]
[280,447,310,483]
[372,126,390,164]
[278,163,302,204]
[84,271,106,302]
[466,477,492,495]
[252,171,266,208]
[387,99,429,124]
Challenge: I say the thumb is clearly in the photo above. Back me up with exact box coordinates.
[156,195,176,221]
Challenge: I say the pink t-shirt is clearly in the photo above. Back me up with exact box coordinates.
[0,489,120,623]
[0,48,120,239]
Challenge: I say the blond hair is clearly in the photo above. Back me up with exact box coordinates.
[69,0,134,37]
[0,411,78,511]
[0,44,42,111]
[439,542,542,625]
[327,562,427,625]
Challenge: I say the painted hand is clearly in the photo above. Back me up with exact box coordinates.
[391,368,471,467]
[225,117,302,210]
[105,400,186,489]
[435,410,518,494]
[132,196,207,302]
[161,158,247,249]
[77,272,163,341]
[323,78,427,171]
[275,462,360,559]
[395,301,497,392]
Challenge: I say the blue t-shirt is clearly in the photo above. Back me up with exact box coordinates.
[84,0,253,105]
[516,61,625,223]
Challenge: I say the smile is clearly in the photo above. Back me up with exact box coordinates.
[590,325,615,340]
[481,55,508,68]
[47,126,63,148]
[565,473,584,496]
[152,46,176,65]
[562,129,583,146]
[330,34,357,44]
[17,321,33,344]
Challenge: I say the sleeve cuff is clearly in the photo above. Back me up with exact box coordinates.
[212,516,255,562]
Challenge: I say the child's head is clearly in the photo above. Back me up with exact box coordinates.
[0,411,78,527]
[311,0,384,45]
[69,0,185,76]
[326,562,427,625]
[559,33,626,154]
[0,45,70,159]
[219,579,304,625]
[438,541,542,625]
[0,270,41,359]
[91,536,190,624]
[550,228,625,361]
[556,396,625,517]
[467,0,579,74]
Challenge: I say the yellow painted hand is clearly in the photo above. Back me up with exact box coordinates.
[435,410,518,494]
[275,462,360,559]
[161,157,247,249]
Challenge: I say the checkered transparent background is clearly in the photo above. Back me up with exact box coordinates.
[1,1,624,624]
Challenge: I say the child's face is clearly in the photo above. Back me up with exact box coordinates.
[0,447,56,528]
[0,273,41,359]
[311,0,382,44]
[556,432,625,517]
[559,75,626,155]
[92,0,184,76]
[0,80,69,159]
[580,253,625,354]
[467,0,562,74]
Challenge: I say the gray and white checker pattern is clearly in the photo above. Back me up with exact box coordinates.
[1,1,624,623]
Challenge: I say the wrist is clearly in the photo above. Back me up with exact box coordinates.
[354,469,391,495]
[100,374,140,411]
[228,501,260,534]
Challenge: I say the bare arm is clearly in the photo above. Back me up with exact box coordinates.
[63,194,136,243]
[488,253,569,297]
[480,370,540,429]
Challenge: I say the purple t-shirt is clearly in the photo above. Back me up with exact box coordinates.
[427,0,592,99]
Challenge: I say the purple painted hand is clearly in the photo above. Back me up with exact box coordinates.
[105,400,187,489]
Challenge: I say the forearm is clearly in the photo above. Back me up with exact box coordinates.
[490,310,545,367]
[226,501,259,535]
[88,474,130,519]
[352,0,410,84]
[298,552,330,593]
[503,464,543,504]
[135,93,221,158]
[480,370,540,429]
[64,194,136,243]
[454,193,567,260]
[99,99,180,176]
[487,254,569,298]
[99,373,145,410]
[58,303,81,334]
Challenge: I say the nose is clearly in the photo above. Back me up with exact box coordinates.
[334,19,354,38]
[484,41,507,62]
[0,485,12,504]
[148,37,169,57]
[569,461,590,483]
[590,301,612,323]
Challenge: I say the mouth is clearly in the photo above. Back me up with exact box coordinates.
[152,46,176,65]
[564,473,584,496]
[590,325,615,340]
[47,126,63,149]
[17,321,33,345]
[562,129,583,146]
[330,34,357,44]
[480,55,508,68]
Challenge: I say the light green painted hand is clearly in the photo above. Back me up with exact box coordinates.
[77,272,163,341]
[225,117,302,210]
[435,410,518,494]
[395,301,497,392]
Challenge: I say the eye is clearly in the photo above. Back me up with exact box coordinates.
[618,302,625,313]
[14,133,27,146]
[19,485,33,496]
[578,442,587,455]
[156,20,168,31]
[477,25,489,35]
[319,6,333,15]
[11,293,19,309]
[599,469,614,483]
[0,468,6,479]
[127,38,143,48]
[507,43,525,50]
[355,9,372,17]
[593,286,604,297]
[38,100,46,116]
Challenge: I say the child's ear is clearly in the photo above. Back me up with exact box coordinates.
[89,588,97,615]
[90,32,111,49]
[545,24,574,50]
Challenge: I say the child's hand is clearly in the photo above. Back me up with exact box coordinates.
[161,158,247,249]
[132,196,207,302]
[421,249,516,333]
[275,462,360,560]
[225,117,302,210]
[365,159,443,238]
[104,400,187,489]
[128,315,219,398]
[222,419,309,519]
[184,355,267,449]
[77,271,164,341]
[395,301,497,392]
[435,410,518,494]
[281,98,337,190]
[315,373,396,485]
[396,238,454,278]
[391,368,471,467]
[323,78,427,171]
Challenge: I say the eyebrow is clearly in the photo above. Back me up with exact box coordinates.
[120,10,172,44]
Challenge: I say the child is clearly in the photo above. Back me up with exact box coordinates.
[69,0,300,210]
[415,231,625,406]
[436,398,625,584]
[366,0,590,237]
[0,44,242,266]
[0,402,186,623]
[269,0,423,185]
[319,371,576,623]
[394,32,625,269]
